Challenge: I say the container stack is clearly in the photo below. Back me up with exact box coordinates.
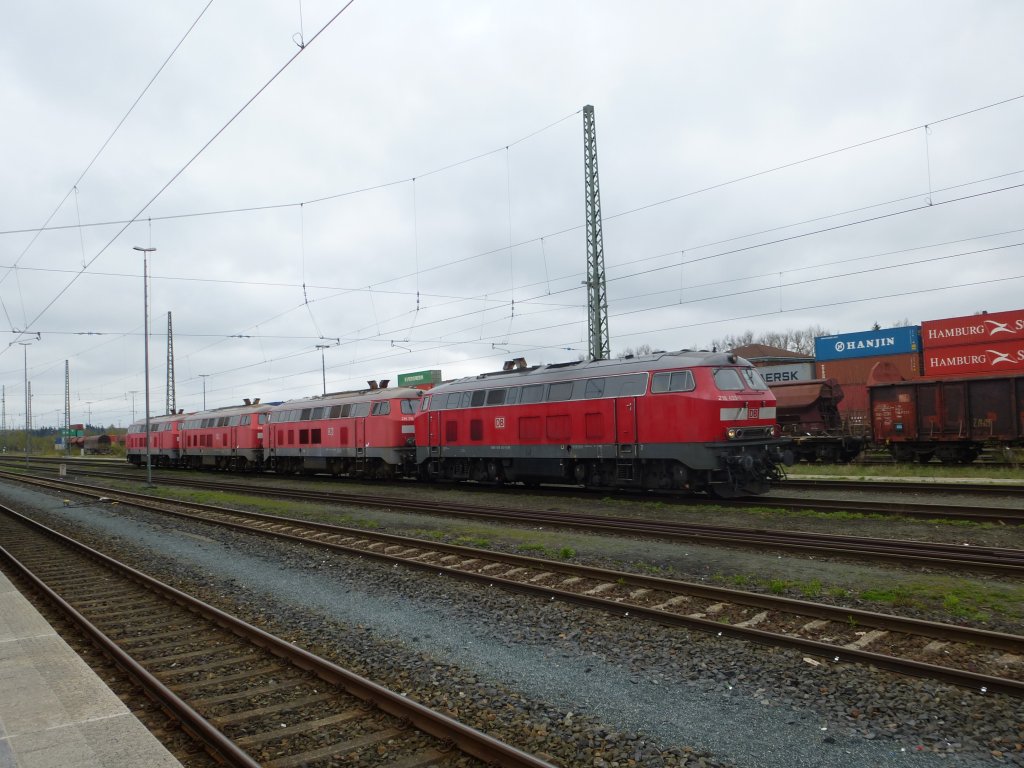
[814,326,922,425]
[920,309,1024,376]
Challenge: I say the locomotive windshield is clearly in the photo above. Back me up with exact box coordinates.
[741,367,769,391]
[713,367,769,392]
[712,368,745,390]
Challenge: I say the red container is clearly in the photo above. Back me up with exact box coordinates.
[923,340,1024,376]
[816,352,923,386]
[921,308,1024,349]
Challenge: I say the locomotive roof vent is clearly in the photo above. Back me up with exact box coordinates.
[378,379,389,389]
[367,380,378,390]
[243,398,251,405]
[502,357,528,371]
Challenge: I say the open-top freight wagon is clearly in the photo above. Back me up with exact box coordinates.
[868,361,1024,463]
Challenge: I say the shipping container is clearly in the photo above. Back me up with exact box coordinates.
[923,340,1024,376]
[815,326,921,362]
[816,352,923,385]
[754,362,816,385]
[921,308,1024,349]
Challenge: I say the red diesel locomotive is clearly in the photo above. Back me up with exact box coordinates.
[265,385,422,477]
[179,399,273,470]
[126,412,186,467]
[414,351,792,496]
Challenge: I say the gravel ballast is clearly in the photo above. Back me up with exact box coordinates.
[1,479,1021,767]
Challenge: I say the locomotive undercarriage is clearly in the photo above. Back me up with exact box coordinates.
[422,443,790,497]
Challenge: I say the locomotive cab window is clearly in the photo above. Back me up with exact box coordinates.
[741,367,769,391]
[401,399,418,415]
[713,368,745,391]
[652,370,695,393]
[420,396,431,411]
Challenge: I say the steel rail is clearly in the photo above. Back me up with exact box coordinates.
[9,470,1022,573]
[0,504,557,768]
[9,478,1024,698]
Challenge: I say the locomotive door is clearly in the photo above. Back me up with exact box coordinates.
[615,397,638,455]
[355,417,366,465]
[427,411,442,456]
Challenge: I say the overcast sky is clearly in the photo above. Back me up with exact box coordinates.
[2,1,1023,430]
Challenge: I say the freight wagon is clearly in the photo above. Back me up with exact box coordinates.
[772,379,865,462]
[868,361,1024,463]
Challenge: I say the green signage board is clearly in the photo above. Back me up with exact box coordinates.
[397,369,442,387]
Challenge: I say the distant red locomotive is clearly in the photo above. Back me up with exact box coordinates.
[414,351,792,496]
[265,385,423,477]
[126,413,186,467]
[180,400,273,470]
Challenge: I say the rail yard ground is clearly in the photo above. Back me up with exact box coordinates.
[1,465,1022,766]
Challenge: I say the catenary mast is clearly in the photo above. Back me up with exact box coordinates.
[583,105,610,361]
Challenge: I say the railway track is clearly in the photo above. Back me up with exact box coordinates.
[4,456,1023,524]
[4,470,1021,573]
[0,503,555,768]
[7,474,1024,697]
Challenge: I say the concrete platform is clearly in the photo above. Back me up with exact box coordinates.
[0,569,181,768]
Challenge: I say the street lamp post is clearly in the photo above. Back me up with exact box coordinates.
[199,374,209,409]
[19,335,39,471]
[134,246,156,486]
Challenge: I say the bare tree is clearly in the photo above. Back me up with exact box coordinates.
[710,325,830,356]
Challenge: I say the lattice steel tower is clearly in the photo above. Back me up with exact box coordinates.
[166,311,176,415]
[583,105,610,361]
[64,361,70,455]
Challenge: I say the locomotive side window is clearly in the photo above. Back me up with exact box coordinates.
[505,387,519,405]
[259,413,268,424]
[618,373,648,396]
[351,402,371,417]
[460,392,472,408]
[713,368,745,391]
[547,381,573,402]
[401,400,418,414]
[471,390,486,407]
[300,408,313,421]
[420,396,431,411]
[584,378,605,399]
[446,392,462,409]
[652,371,695,393]
[329,405,343,418]
[340,404,351,417]
[520,385,544,404]
[371,401,391,416]
[741,367,769,391]
[311,428,322,444]
[240,415,251,426]
[486,389,506,405]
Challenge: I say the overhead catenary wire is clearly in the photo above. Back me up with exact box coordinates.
[3,0,360,356]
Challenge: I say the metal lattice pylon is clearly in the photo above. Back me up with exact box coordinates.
[166,311,176,415]
[583,105,610,361]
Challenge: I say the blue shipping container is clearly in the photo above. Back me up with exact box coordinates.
[815,326,921,361]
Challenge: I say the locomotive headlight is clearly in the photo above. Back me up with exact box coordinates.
[727,427,738,439]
